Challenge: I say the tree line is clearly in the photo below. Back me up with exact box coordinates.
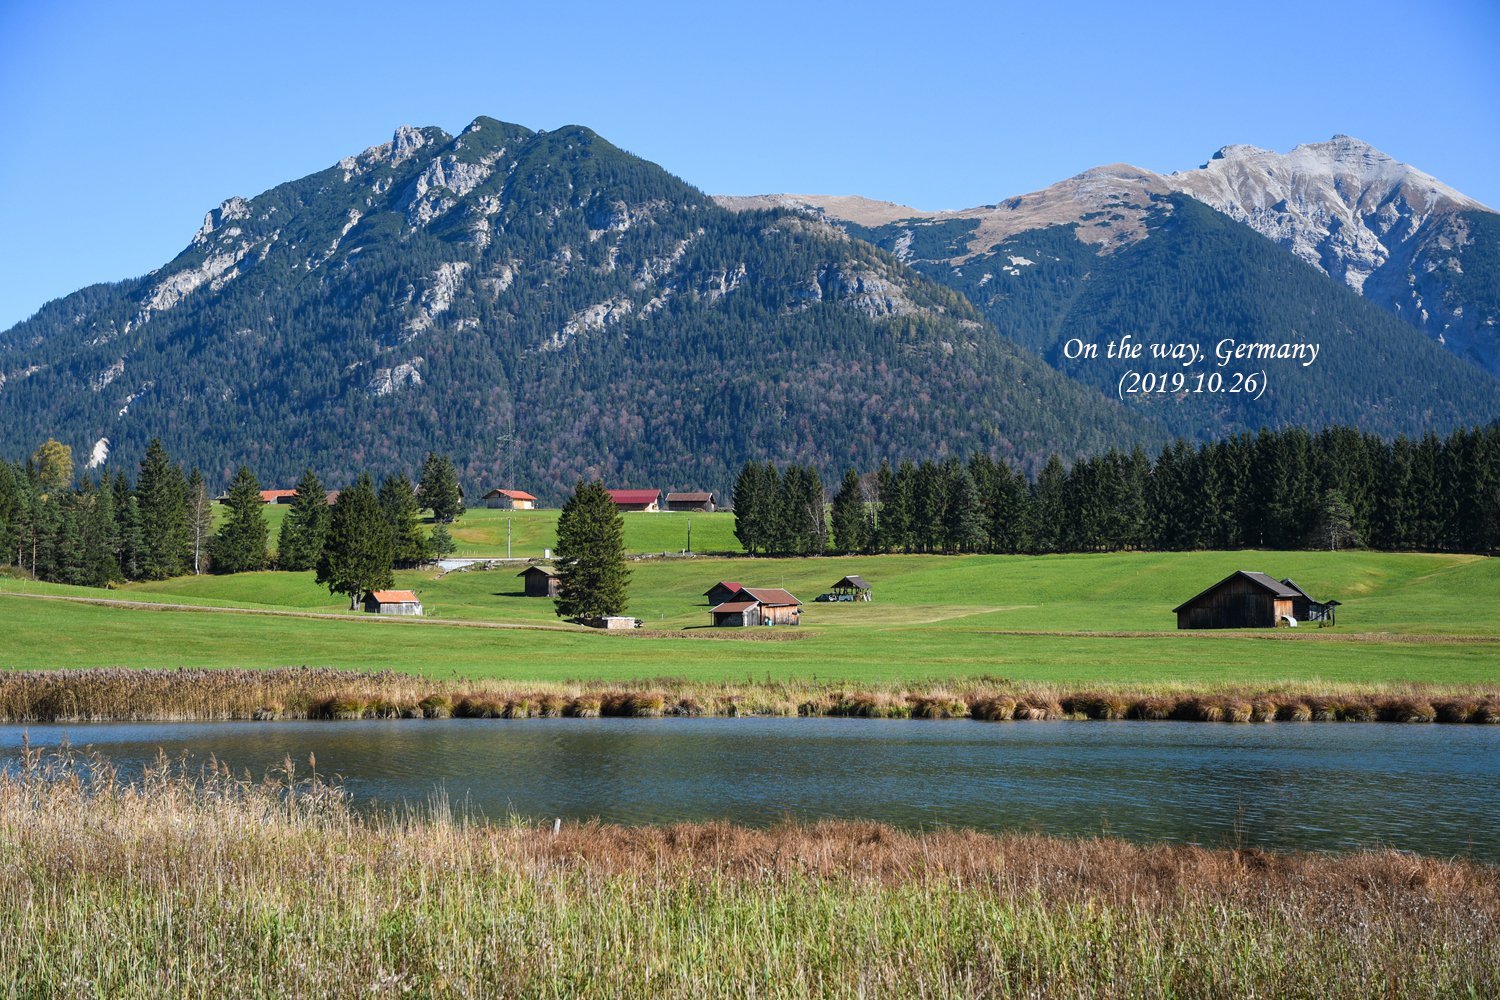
[733,424,1500,556]
[0,440,467,601]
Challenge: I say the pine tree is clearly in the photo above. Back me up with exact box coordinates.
[214,466,268,573]
[135,439,188,579]
[317,472,393,610]
[830,468,867,554]
[380,472,429,568]
[417,453,464,524]
[427,524,456,558]
[732,461,767,555]
[553,479,631,619]
[943,466,988,553]
[0,462,18,566]
[187,469,213,575]
[278,469,329,571]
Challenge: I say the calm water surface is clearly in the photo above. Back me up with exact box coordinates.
[4,718,1496,859]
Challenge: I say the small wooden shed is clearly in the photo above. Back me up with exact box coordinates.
[827,576,872,602]
[1173,572,1298,629]
[703,581,745,606]
[665,492,716,512]
[517,565,561,598]
[364,589,423,615]
[710,587,801,627]
[483,488,537,510]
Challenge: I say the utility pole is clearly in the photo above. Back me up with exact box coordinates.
[686,518,691,555]
[507,518,512,559]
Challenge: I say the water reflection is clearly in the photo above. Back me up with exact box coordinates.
[3,718,1495,859]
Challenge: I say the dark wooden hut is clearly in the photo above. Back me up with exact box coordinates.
[517,565,561,598]
[665,492,716,512]
[1173,571,1299,629]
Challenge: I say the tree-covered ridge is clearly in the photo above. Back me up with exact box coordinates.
[847,196,1500,439]
[0,118,1159,503]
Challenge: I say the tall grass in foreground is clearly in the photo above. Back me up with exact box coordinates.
[0,745,1496,998]
[3,667,1498,725]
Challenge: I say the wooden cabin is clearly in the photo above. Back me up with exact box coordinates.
[665,491,716,512]
[1173,572,1298,629]
[710,587,802,627]
[703,581,745,606]
[607,488,661,512]
[363,589,423,615]
[517,565,561,598]
[824,575,872,602]
[1279,579,1341,624]
[482,488,537,510]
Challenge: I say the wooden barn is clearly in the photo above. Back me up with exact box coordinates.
[710,587,802,627]
[1173,572,1299,629]
[482,488,537,510]
[665,491,717,512]
[703,581,745,606]
[363,589,423,615]
[607,488,661,512]
[517,565,561,598]
[1279,579,1341,624]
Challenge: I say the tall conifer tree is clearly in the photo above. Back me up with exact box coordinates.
[278,469,329,571]
[553,480,631,619]
[214,466,268,573]
[317,473,393,610]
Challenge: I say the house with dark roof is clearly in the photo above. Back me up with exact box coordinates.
[710,587,802,627]
[822,575,872,602]
[1172,571,1300,629]
[607,488,661,512]
[1279,578,1341,624]
[665,491,716,512]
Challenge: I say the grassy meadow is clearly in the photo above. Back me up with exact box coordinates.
[241,502,738,559]
[1,549,1497,689]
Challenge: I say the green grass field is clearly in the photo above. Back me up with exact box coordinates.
[2,550,1496,688]
[240,503,738,559]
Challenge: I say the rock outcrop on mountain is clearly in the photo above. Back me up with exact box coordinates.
[0,118,1157,497]
[719,137,1500,376]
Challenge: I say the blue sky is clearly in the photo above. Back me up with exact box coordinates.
[2,0,1496,330]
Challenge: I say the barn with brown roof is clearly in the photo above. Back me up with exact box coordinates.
[710,587,802,627]
[703,581,745,606]
[665,491,716,512]
[1173,572,1300,629]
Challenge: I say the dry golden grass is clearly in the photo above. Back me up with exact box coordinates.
[3,667,1498,726]
[0,744,1495,998]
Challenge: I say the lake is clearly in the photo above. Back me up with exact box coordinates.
[4,717,1496,859]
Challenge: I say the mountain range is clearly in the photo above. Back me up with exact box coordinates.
[2,123,1497,501]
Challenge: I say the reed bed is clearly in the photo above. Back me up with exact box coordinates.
[2,667,1498,726]
[0,743,1495,998]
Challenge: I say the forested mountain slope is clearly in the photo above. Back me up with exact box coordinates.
[0,118,1162,500]
[812,195,1500,441]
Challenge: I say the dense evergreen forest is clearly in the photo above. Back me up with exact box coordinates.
[0,439,459,589]
[733,423,1500,557]
[0,118,1159,504]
